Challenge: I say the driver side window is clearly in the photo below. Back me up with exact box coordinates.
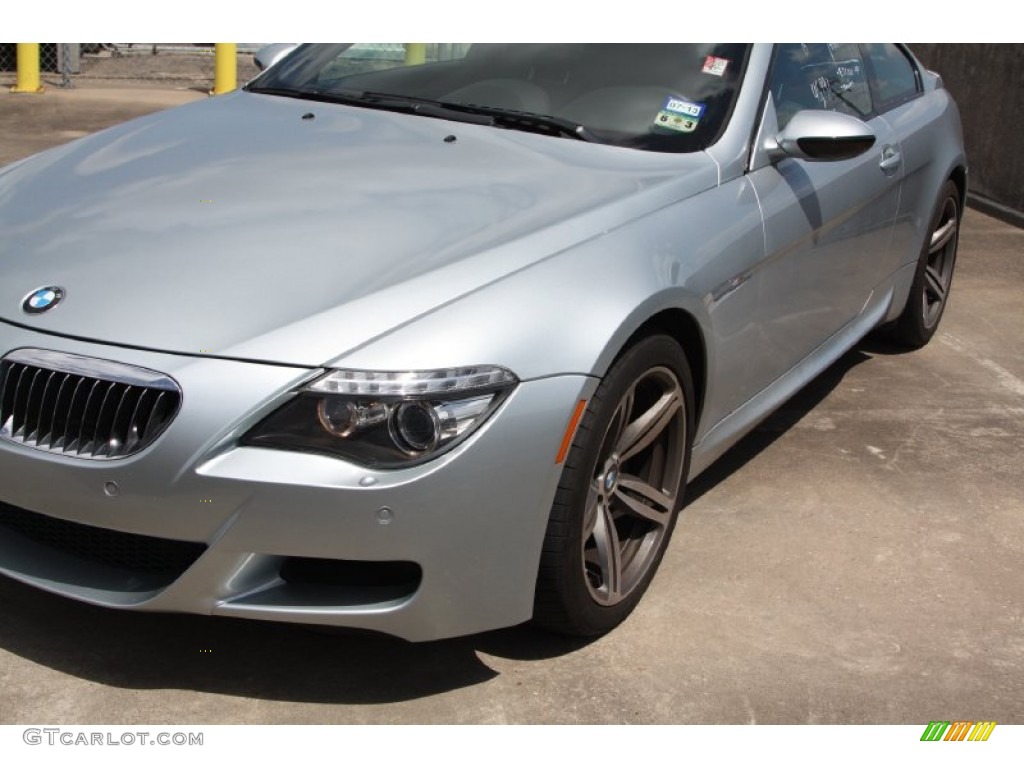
[770,44,873,130]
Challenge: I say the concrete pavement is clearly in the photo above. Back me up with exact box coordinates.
[0,84,1021,724]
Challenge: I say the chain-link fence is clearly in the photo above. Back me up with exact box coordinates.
[0,44,263,89]
[1,43,89,88]
[0,44,473,91]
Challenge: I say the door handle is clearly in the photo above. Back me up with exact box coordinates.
[879,145,902,174]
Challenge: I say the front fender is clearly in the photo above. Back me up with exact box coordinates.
[334,176,765,444]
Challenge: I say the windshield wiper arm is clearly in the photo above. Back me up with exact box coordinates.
[247,87,595,141]
[429,101,597,142]
[245,85,328,100]
[246,86,416,109]
[346,92,594,138]
[247,86,495,125]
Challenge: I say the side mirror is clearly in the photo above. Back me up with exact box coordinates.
[765,110,876,163]
[254,43,299,72]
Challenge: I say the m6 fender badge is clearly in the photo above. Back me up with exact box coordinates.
[22,286,65,314]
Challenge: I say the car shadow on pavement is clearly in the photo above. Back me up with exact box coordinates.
[0,574,592,707]
[686,345,874,504]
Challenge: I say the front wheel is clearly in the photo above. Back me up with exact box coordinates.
[533,335,694,636]
[889,179,961,348]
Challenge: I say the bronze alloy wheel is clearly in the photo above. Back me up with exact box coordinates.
[890,179,961,348]
[534,335,694,636]
[582,365,686,606]
[921,192,959,331]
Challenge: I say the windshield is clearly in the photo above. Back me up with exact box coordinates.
[247,44,751,153]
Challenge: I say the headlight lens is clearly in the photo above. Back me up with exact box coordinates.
[241,366,518,467]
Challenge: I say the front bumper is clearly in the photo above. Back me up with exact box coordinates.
[0,325,595,641]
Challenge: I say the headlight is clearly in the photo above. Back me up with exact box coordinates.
[241,366,518,467]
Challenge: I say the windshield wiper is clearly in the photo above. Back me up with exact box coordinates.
[247,86,495,125]
[353,92,596,142]
[434,101,597,142]
[247,86,595,141]
[245,85,330,101]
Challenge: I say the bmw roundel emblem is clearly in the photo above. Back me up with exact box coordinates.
[22,286,65,314]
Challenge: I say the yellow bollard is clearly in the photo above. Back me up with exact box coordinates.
[212,43,237,95]
[404,44,426,66]
[11,43,44,94]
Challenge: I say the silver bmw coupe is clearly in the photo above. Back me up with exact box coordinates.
[0,44,965,640]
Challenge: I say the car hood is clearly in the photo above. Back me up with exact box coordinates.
[0,91,719,368]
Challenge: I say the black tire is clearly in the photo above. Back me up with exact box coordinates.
[889,180,961,348]
[533,334,695,636]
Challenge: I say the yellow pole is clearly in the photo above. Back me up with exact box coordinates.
[404,44,426,66]
[212,43,237,95]
[11,43,44,94]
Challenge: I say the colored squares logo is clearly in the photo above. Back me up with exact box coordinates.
[920,721,996,741]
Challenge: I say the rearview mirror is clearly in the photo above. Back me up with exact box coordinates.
[254,43,299,72]
[765,110,876,163]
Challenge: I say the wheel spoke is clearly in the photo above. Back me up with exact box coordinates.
[582,479,601,539]
[609,386,635,449]
[924,265,946,303]
[929,219,956,254]
[615,388,682,463]
[591,500,622,600]
[614,473,673,525]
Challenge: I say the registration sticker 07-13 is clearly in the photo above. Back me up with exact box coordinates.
[653,98,705,134]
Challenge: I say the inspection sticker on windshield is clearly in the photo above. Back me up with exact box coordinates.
[702,56,730,76]
[653,98,705,134]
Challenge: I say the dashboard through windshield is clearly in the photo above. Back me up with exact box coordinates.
[247,43,751,153]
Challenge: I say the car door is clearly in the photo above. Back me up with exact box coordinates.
[861,43,935,271]
[745,43,903,389]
